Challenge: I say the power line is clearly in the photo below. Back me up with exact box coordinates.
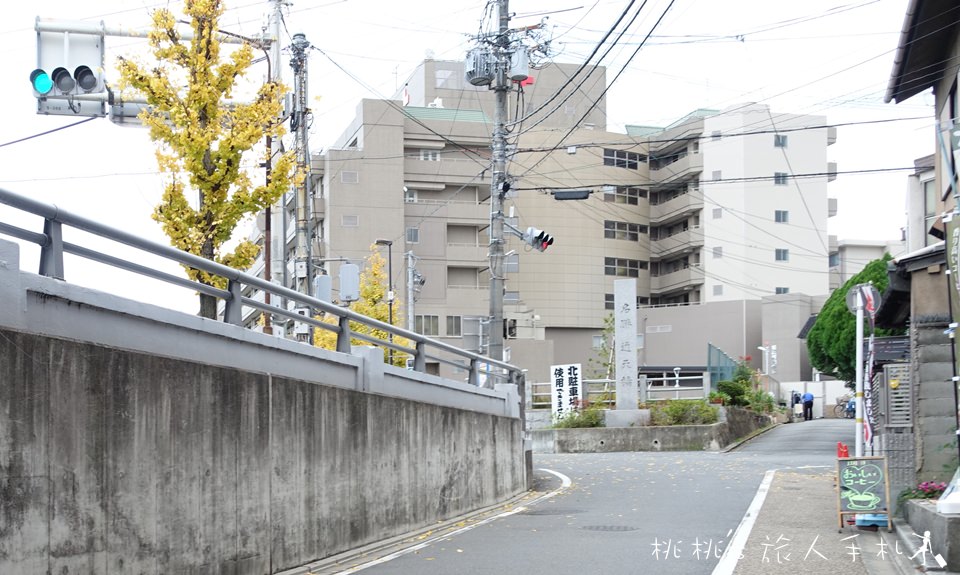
[0,117,98,148]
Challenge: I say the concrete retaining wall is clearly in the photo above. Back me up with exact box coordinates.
[903,500,960,570]
[531,407,775,453]
[0,240,524,574]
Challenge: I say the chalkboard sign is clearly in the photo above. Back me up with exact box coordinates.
[837,456,891,530]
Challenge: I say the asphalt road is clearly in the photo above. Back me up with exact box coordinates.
[310,418,859,575]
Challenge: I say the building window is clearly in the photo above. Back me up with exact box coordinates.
[711,131,721,140]
[775,287,790,294]
[341,171,359,184]
[713,246,723,258]
[446,316,462,337]
[923,179,940,246]
[415,315,439,336]
[505,319,517,339]
[774,172,788,185]
[775,248,789,261]
[604,257,647,277]
[406,227,420,243]
[420,149,440,161]
[713,285,723,296]
[605,293,615,310]
[712,207,722,219]
[603,186,647,205]
[829,253,840,267]
[603,148,647,169]
[604,220,646,241]
[774,134,788,148]
[404,187,417,203]
[712,170,722,181]
[775,210,789,223]
[592,335,605,349]
[341,215,359,227]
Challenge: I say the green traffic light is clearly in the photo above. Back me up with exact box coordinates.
[30,69,53,95]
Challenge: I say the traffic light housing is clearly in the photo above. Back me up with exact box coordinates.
[31,19,106,116]
[524,227,554,252]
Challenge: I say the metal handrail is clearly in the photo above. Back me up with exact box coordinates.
[0,187,521,386]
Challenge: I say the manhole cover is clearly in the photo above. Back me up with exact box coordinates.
[521,508,585,516]
[581,525,639,532]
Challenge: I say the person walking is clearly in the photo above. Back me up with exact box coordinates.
[802,391,814,421]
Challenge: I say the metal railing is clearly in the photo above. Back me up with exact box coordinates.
[0,187,522,387]
[528,374,708,409]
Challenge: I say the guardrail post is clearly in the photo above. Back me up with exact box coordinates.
[414,340,426,372]
[336,314,352,353]
[468,358,480,386]
[39,219,64,279]
[223,279,242,325]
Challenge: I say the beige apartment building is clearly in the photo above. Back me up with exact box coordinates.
[249,59,841,385]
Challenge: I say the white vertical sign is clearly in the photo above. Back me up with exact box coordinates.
[550,363,582,419]
[614,279,638,410]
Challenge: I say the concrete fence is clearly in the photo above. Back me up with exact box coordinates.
[0,240,525,574]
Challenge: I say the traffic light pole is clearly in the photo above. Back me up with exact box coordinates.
[487,0,510,381]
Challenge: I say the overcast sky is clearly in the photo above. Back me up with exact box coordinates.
[0,0,932,313]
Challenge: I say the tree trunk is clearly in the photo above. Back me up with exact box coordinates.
[199,292,217,319]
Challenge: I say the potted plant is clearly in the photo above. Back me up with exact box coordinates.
[708,391,730,405]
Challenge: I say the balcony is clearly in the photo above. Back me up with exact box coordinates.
[650,188,703,222]
[446,243,487,264]
[650,151,702,186]
[404,156,488,185]
[311,196,326,220]
[404,198,488,222]
[650,263,704,293]
[650,227,704,260]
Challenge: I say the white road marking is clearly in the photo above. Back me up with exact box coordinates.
[711,469,776,575]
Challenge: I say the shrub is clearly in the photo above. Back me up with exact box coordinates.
[717,380,750,406]
[650,400,719,426]
[552,404,605,428]
[746,389,776,413]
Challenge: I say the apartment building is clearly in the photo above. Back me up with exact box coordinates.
[247,60,839,383]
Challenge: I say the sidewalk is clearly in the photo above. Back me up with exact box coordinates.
[728,467,940,575]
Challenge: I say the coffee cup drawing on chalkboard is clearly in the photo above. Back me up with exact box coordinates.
[841,463,883,511]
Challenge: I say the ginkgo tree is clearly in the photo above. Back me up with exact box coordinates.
[314,247,409,366]
[118,0,298,319]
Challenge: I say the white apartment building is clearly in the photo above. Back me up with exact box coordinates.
[247,60,840,384]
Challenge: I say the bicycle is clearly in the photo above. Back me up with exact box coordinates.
[834,394,853,418]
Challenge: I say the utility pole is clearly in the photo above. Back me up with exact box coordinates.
[261,0,283,335]
[487,0,511,379]
[289,32,313,341]
[407,251,416,332]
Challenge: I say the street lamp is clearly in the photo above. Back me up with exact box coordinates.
[375,239,394,364]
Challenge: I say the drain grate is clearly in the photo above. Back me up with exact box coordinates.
[581,525,639,532]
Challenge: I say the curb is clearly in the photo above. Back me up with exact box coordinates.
[275,483,556,575]
[721,420,781,453]
[890,517,959,574]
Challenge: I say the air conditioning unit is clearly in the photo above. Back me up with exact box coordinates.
[465,48,494,87]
